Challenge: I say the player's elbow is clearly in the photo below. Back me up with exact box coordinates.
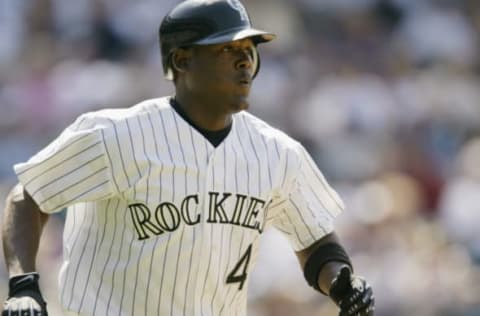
[5,184,48,222]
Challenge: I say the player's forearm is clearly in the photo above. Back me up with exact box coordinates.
[2,185,49,276]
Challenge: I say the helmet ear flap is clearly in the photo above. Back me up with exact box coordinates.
[165,53,175,81]
[251,45,260,79]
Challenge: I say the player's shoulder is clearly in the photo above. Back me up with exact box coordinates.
[236,111,301,151]
[73,97,171,129]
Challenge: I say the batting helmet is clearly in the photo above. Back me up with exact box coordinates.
[159,0,276,80]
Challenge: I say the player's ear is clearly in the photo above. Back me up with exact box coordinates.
[171,48,192,74]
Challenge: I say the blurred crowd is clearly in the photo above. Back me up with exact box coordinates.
[1,0,480,315]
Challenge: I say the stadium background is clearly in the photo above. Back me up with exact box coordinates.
[0,0,479,315]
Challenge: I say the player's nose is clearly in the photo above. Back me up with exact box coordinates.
[235,48,253,71]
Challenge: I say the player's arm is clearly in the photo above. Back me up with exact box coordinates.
[296,232,347,294]
[2,183,49,315]
[296,232,375,315]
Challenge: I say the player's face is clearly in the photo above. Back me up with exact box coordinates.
[185,38,257,112]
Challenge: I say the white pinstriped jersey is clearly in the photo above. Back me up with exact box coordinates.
[14,97,344,316]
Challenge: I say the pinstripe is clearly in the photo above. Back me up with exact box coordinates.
[196,136,210,315]
[242,116,261,195]
[211,225,225,314]
[280,150,289,189]
[101,129,120,193]
[290,199,320,240]
[157,241,172,316]
[120,233,136,316]
[92,199,120,315]
[302,152,344,211]
[301,173,338,224]
[210,145,228,314]
[291,181,322,222]
[144,107,164,316]
[109,119,132,187]
[205,139,209,164]
[78,200,111,310]
[38,167,108,206]
[189,137,207,316]
[170,111,188,316]
[182,127,201,316]
[17,133,93,176]
[125,118,142,180]
[123,119,141,315]
[200,142,215,315]
[157,108,176,315]
[30,154,103,197]
[145,200,163,311]
[147,111,161,160]
[259,135,272,188]
[201,223,215,316]
[234,123,249,192]
[159,108,176,183]
[132,115,150,316]
[24,142,102,188]
[53,181,110,211]
[67,204,95,309]
[220,131,249,314]
[218,225,234,316]
[282,208,306,248]
[273,138,280,160]
[189,128,201,189]
[64,204,78,246]
[232,236,261,315]
[301,175,334,219]
[224,226,247,313]
[218,143,238,315]
[230,118,269,311]
[201,149,217,316]
[106,206,129,314]
[59,205,77,303]
[145,239,160,316]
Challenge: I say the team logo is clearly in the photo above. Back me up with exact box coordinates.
[226,0,249,22]
[128,192,268,240]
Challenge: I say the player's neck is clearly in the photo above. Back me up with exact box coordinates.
[172,94,233,132]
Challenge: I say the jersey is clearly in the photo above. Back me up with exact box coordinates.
[14,97,344,316]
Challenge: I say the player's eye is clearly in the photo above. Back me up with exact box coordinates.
[222,45,233,53]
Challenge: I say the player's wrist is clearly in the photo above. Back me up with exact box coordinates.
[320,263,351,295]
[8,272,47,306]
[9,272,40,294]
[4,272,49,315]
[303,242,352,295]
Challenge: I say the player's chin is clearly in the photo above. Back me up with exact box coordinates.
[230,95,250,112]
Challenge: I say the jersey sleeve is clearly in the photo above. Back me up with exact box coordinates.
[270,143,345,251]
[13,114,123,213]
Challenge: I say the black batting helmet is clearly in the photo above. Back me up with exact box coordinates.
[159,0,276,80]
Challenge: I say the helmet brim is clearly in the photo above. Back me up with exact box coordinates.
[192,27,276,45]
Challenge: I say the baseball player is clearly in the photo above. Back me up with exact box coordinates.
[1,0,375,315]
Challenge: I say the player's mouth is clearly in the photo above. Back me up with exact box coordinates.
[238,76,251,86]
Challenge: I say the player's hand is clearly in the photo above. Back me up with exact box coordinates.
[2,273,48,316]
[329,267,374,316]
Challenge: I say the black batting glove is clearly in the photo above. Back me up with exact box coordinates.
[329,267,375,316]
[2,272,48,316]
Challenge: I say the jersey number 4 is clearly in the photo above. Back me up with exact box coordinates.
[226,244,252,290]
